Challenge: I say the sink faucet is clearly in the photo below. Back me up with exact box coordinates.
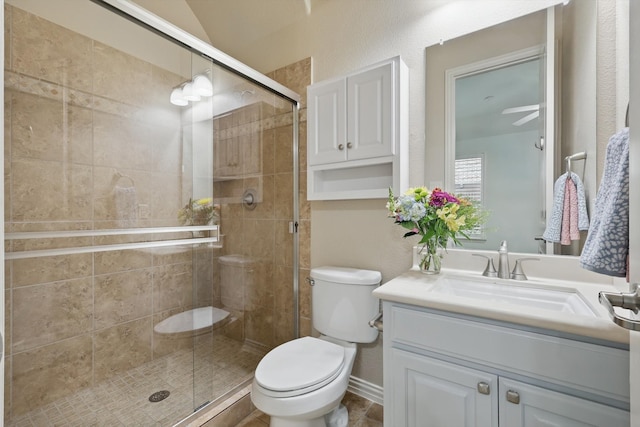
[498,240,509,279]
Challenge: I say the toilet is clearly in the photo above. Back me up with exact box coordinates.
[251,266,381,427]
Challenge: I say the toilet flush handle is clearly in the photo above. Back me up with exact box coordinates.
[306,277,315,286]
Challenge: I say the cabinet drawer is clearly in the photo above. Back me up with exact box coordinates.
[388,304,629,403]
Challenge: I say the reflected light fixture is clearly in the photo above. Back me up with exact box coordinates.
[170,87,188,106]
[181,82,201,101]
[193,74,213,97]
[170,72,213,107]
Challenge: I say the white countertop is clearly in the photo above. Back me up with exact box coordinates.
[373,269,631,345]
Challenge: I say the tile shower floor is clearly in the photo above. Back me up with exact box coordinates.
[7,335,263,427]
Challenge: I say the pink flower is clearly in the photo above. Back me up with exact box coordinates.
[429,188,458,207]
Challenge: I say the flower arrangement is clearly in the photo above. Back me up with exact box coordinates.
[178,197,219,226]
[387,187,485,273]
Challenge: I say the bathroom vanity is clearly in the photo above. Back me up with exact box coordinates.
[374,270,631,427]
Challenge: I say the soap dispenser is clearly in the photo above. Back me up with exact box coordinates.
[498,240,509,279]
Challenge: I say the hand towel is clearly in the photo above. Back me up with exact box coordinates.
[542,172,569,243]
[569,172,589,230]
[560,177,579,245]
[580,127,629,277]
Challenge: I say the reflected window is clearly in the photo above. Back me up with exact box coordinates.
[455,155,484,237]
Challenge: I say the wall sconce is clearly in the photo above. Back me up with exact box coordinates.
[170,72,213,106]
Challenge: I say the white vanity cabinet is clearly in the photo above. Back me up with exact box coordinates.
[383,301,630,427]
[306,56,408,200]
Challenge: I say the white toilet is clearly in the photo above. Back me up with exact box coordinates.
[251,266,381,427]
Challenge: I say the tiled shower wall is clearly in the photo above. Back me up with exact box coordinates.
[212,57,311,350]
[3,4,197,421]
[2,3,310,424]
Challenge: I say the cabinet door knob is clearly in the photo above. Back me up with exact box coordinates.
[338,143,344,150]
[477,382,490,395]
[347,142,353,149]
[506,390,520,404]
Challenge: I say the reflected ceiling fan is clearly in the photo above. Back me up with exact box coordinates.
[502,104,540,126]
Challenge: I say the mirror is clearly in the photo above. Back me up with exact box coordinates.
[425,2,600,256]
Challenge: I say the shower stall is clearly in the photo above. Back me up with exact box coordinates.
[3,0,304,425]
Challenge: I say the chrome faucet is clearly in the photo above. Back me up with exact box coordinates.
[498,240,510,279]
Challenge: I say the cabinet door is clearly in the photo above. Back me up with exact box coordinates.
[391,349,498,427]
[307,78,347,165]
[347,60,394,161]
[499,378,629,427]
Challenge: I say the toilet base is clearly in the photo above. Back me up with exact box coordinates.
[268,404,346,427]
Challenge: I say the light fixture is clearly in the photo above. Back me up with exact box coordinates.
[193,74,213,97]
[170,87,188,106]
[181,82,201,102]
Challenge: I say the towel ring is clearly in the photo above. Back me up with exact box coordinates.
[565,152,587,175]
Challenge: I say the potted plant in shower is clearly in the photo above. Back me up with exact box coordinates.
[178,198,220,236]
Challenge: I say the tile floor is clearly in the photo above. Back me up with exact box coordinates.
[236,392,384,427]
[7,335,262,427]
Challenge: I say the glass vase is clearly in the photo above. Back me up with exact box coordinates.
[419,240,443,275]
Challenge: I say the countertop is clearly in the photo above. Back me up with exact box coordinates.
[373,269,631,345]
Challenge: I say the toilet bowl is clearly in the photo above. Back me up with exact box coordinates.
[252,336,356,427]
[251,266,381,427]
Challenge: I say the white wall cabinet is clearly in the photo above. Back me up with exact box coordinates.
[307,56,408,200]
[383,302,630,427]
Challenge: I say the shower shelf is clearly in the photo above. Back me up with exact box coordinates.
[5,225,220,260]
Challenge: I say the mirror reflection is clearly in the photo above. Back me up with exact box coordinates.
[426,2,602,256]
[454,56,544,253]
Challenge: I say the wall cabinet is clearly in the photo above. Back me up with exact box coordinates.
[383,302,630,427]
[306,56,408,200]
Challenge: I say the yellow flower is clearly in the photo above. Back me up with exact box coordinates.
[196,197,213,205]
[445,215,466,232]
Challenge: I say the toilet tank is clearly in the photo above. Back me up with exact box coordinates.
[310,266,381,343]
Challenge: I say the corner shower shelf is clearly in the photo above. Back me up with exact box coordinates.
[4,225,220,260]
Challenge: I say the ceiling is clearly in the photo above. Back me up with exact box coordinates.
[455,58,541,141]
[185,0,313,57]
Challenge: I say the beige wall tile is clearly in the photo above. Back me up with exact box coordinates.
[4,5,11,71]
[94,317,152,382]
[242,219,274,262]
[244,304,274,349]
[11,8,93,91]
[94,269,153,329]
[12,278,92,352]
[4,353,11,421]
[93,111,153,170]
[274,220,293,268]
[151,171,183,221]
[11,157,93,222]
[12,253,92,288]
[274,125,293,174]
[92,42,153,107]
[153,262,193,313]
[12,335,93,416]
[274,173,293,220]
[94,249,153,275]
[4,290,11,356]
[11,91,93,164]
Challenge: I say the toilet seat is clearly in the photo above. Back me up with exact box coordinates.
[254,337,346,398]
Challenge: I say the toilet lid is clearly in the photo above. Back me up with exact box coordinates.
[255,337,345,396]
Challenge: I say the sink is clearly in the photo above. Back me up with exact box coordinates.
[431,276,597,317]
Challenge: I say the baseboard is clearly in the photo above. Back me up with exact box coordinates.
[347,376,383,406]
